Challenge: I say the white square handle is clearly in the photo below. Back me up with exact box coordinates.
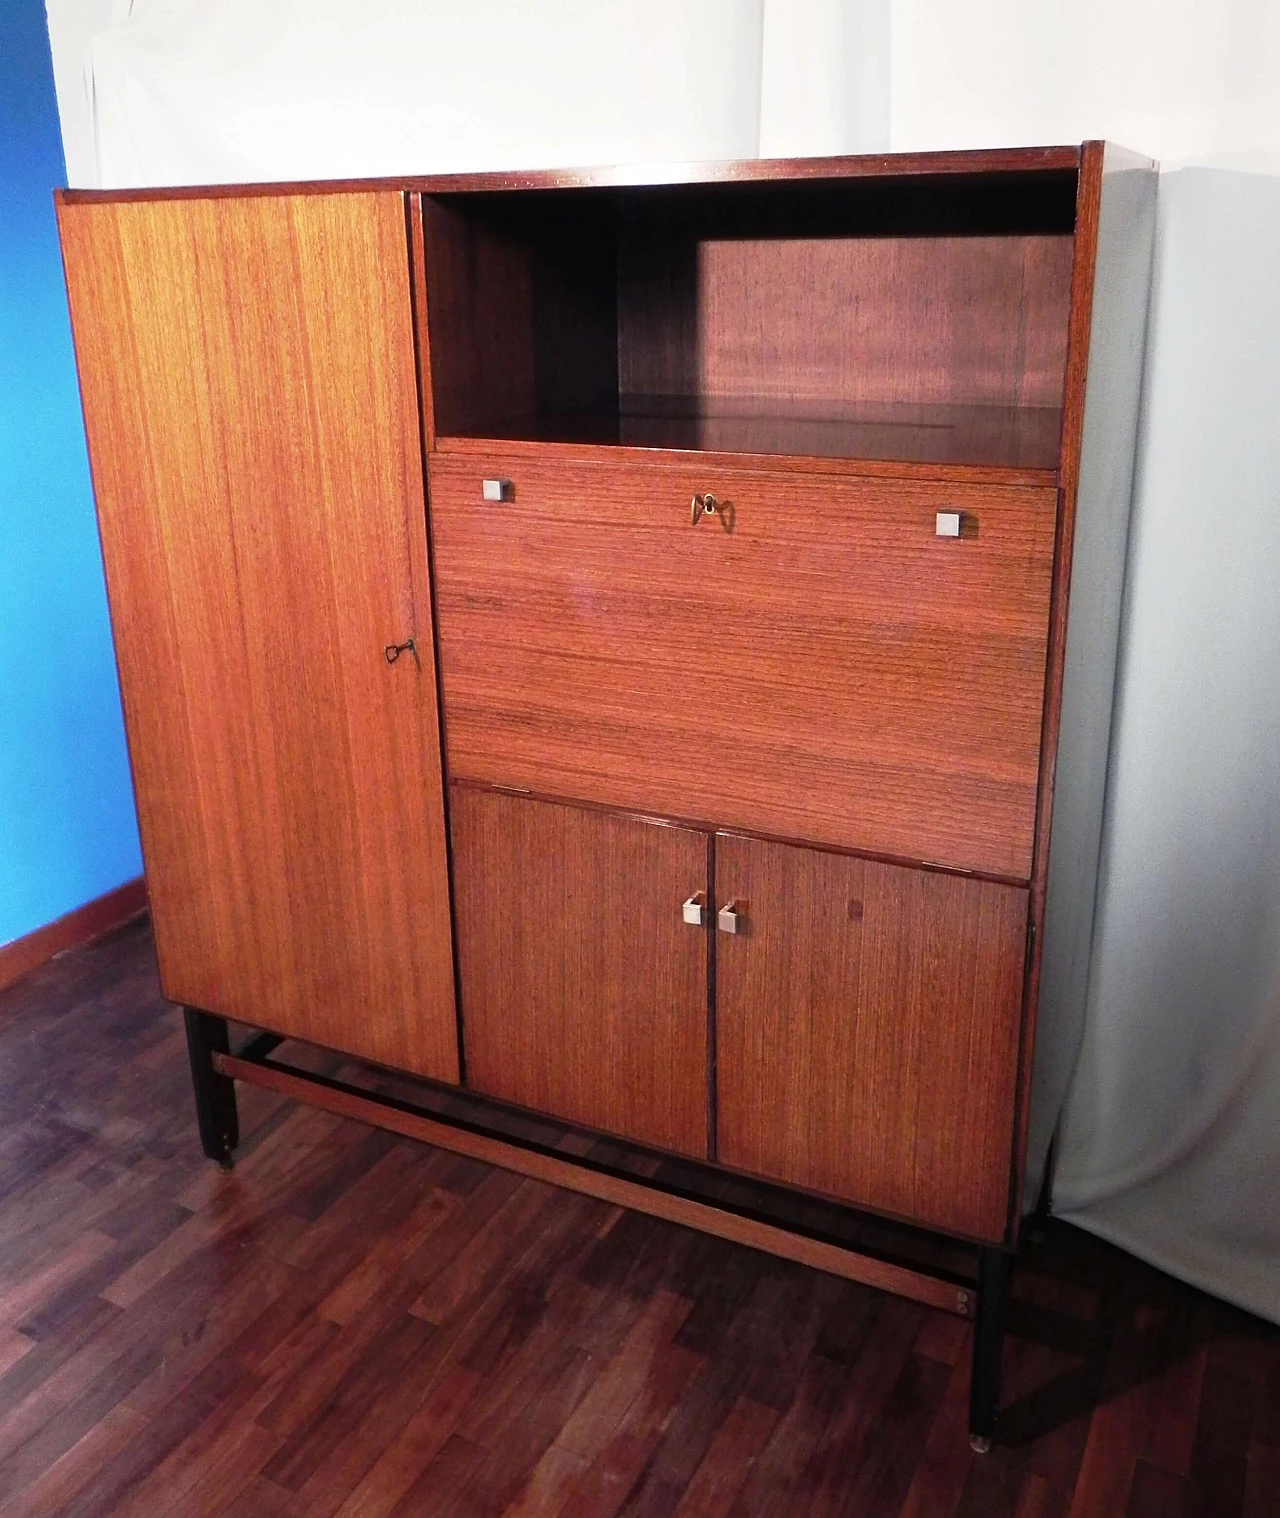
[935,511,962,538]
[482,478,511,502]
[682,894,708,927]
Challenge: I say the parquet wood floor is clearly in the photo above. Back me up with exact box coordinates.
[0,918,1274,1517]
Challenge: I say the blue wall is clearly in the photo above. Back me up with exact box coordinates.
[0,1,141,946]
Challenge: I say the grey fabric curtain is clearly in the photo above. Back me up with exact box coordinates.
[1048,168,1280,1324]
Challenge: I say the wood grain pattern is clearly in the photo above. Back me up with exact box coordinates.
[0,878,146,996]
[422,171,1075,470]
[1,920,1273,1516]
[419,193,619,442]
[215,1053,972,1318]
[441,401,1067,473]
[7,921,1275,1515]
[714,834,1029,1243]
[449,787,710,1157]
[419,195,537,438]
[433,431,1059,490]
[406,192,438,456]
[57,192,459,1083]
[430,453,1058,878]
[617,233,1074,417]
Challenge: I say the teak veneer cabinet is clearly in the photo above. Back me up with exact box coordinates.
[57,144,1156,1450]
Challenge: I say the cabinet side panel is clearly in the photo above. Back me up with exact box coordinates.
[1024,147,1159,1207]
[420,196,536,437]
[716,834,1028,1241]
[451,786,710,1158]
[57,192,458,1083]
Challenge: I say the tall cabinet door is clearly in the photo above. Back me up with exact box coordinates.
[715,834,1028,1242]
[58,192,458,1083]
[450,787,711,1158]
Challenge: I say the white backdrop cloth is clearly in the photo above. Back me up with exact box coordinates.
[53,2,1280,1325]
[1051,168,1280,1324]
[77,0,766,187]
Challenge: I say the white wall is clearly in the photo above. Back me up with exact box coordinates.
[48,1,1280,187]
[890,0,1280,167]
[48,0,767,189]
[43,0,115,187]
[759,0,889,157]
[49,0,903,187]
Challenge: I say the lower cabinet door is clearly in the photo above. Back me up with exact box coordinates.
[714,834,1028,1242]
[449,786,711,1158]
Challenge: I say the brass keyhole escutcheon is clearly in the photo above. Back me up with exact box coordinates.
[384,637,419,666]
[690,493,734,531]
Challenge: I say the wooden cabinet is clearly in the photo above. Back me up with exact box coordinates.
[449,786,710,1157]
[714,835,1028,1242]
[57,191,458,1082]
[58,144,1157,1448]
[448,795,1027,1240]
[430,454,1057,878]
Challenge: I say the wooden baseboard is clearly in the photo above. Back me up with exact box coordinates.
[0,876,148,995]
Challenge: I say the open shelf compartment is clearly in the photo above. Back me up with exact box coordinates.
[420,166,1079,473]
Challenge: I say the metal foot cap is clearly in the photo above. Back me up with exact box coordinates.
[969,1434,992,1454]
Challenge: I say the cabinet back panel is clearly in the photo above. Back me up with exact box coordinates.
[429,453,1057,878]
[450,787,711,1158]
[58,192,459,1082]
[715,835,1027,1241]
[617,233,1074,414]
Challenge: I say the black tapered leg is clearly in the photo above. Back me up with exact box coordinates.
[969,1245,1014,1451]
[183,1007,239,1166]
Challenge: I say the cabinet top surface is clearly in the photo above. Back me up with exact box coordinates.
[57,144,1091,205]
